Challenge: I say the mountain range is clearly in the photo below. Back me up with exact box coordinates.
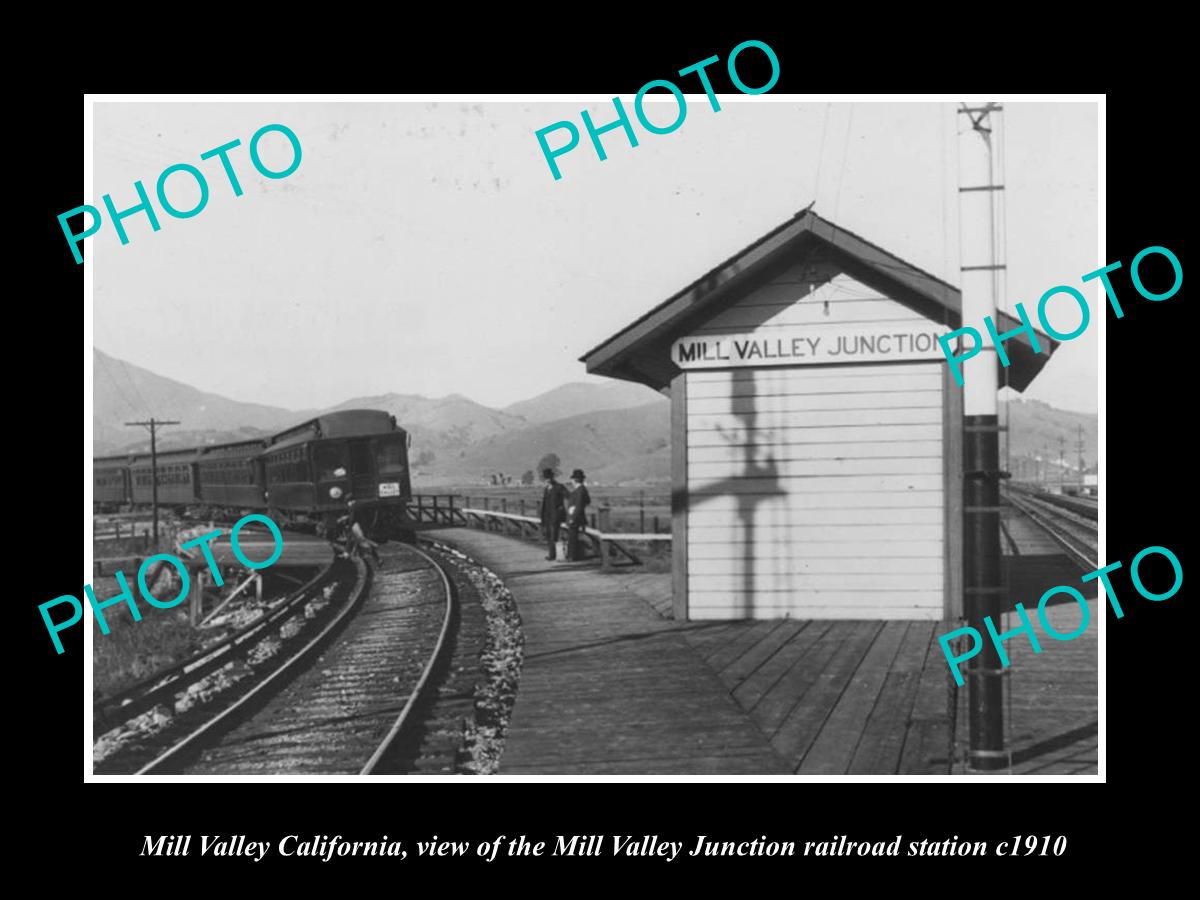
[93,350,669,484]
[93,349,1095,486]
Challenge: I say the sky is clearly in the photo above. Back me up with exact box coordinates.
[92,99,1098,414]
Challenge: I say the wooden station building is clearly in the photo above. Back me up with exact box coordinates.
[582,209,1056,621]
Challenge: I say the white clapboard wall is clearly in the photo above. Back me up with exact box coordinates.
[684,268,946,620]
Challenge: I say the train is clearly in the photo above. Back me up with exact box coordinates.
[93,410,413,538]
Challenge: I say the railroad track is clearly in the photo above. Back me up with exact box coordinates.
[1004,487,1098,571]
[94,541,460,775]
[1008,483,1097,520]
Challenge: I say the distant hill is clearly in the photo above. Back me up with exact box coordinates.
[503,381,666,425]
[93,350,1095,489]
[93,349,306,455]
[1001,397,1098,482]
[323,392,527,461]
[418,400,670,486]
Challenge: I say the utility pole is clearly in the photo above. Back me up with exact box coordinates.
[126,418,180,547]
[1058,435,1066,490]
[957,101,1007,771]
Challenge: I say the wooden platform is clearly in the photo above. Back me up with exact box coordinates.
[426,529,789,774]
[434,525,1098,776]
[658,530,1098,776]
[679,617,954,774]
[602,567,955,773]
[428,529,953,774]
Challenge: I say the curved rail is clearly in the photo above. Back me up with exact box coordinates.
[135,558,372,775]
[360,542,457,774]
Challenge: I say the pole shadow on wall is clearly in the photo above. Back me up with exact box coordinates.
[676,368,789,617]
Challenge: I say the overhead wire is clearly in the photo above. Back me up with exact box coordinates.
[811,102,832,207]
[940,103,951,284]
[832,103,855,223]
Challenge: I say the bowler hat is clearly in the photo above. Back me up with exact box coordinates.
[571,469,585,481]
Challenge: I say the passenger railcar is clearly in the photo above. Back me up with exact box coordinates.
[129,448,199,506]
[92,409,413,539]
[196,438,269,510]
[94,455,132,511]
[262,410,412,534]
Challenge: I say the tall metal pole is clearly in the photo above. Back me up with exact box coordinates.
[126,417,180,548]
[957,102,1007,771]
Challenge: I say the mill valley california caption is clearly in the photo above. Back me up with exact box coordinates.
[142,832,1066,862]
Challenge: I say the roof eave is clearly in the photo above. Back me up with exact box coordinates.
[581,208,1058,393]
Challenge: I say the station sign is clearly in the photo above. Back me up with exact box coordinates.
[671,323,953,370]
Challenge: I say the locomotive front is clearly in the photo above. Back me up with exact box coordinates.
[301,412,413,538]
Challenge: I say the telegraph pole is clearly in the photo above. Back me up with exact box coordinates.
[1058,436,1066,490]
[126,418,180,547]
[957,101,1007,771]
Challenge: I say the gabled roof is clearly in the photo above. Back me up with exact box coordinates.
[581,208,1056,392]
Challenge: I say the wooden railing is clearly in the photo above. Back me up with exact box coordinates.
[94,523,152,545]
[407,494,469,526]
[459,495,670,535]
[459,505,670,569]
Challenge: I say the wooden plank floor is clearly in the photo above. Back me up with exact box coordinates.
[609,569,954,774]
[426,529,789,774]
[431,526,1095,776]
[678,617,954,774]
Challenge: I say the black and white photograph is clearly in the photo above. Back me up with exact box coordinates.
[81,95,1101,780]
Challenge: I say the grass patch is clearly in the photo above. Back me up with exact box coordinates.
[91,574,209,702]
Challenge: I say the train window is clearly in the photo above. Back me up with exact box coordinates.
[376,439,407,474]
[263,445,312,484]
[314,444,348,481]
[350,441,372,476]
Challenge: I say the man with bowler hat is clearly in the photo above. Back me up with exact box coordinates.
[565,469,591,562]
[539,468,567,561]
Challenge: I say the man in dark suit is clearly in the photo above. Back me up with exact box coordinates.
[565,469,592,561]
[539,468,567,561]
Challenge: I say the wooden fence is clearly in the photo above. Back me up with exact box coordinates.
[458,504,670,569]
[459,494,670,535]
[93,523,152,545]
[96,497,668,570]
[407,494,469,526]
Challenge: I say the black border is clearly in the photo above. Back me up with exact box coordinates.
[25,33,1186,879]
